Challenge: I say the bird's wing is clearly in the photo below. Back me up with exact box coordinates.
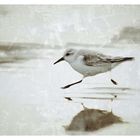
[83,53,125,66]
[82,53,106,66]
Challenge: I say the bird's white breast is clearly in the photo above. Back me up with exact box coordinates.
[70,56,100,77]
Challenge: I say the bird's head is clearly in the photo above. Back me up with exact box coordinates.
[54,48,76,65]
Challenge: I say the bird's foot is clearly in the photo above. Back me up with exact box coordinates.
[61,80,83,89]
[111,79,118,85]
[61,85,71,89]
[65,97,72,101]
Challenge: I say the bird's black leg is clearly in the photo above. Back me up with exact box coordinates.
[61,79,83,89]
[111,79,118,85]
[108,63,118,85]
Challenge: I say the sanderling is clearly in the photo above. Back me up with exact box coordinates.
[54,48,134,89]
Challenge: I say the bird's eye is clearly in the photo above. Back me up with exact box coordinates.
[66,53,70,56]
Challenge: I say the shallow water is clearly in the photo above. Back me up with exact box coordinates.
[0,43,140,135]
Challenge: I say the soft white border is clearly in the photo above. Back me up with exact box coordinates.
[0,136,140,139]
[0,0,140,4]
[0,0,140,139]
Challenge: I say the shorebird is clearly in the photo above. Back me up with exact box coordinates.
[54,48,134,89]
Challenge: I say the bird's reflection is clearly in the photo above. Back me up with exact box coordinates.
[65,105,122,132]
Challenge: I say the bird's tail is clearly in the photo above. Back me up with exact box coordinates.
[109,56,134,63]
[109,56,134,70]
[122,57,134,62]
[109,57,134,63]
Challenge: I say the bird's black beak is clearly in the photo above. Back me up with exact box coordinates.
[54,57,64,65]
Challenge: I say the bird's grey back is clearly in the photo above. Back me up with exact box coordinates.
[76,49,134,66]
[76,49,109,66]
